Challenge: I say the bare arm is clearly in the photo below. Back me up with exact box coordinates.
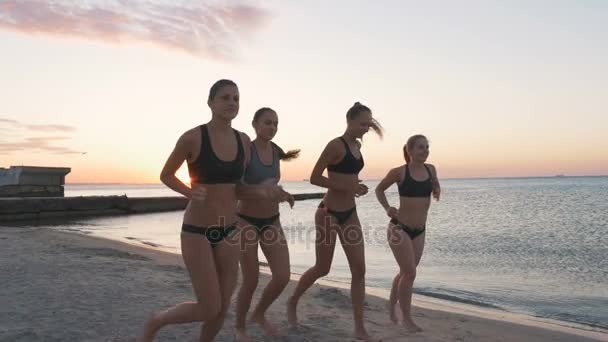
[375,167,401,217]
[310,140,350,191]
[234,131,259,199]
[160,133,195,199]
[429,164,441,201]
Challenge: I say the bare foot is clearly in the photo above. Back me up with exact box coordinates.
[250,313,281,336]
[287,297,299,327]
[354,329,380,342]
[235,328,253,342]
[402,318,423,333]
[386,302,398,324]
[136,312,161,342]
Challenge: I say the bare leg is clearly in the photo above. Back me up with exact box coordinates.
[413,232,426,267]
[199,229,241,342]
[137,233,222,342]
[287,208,337,327]
[387,273,400,324]
[388,224,422,333]
[235,225,259,342]
[339,216,378,342]
[251,221,290,336]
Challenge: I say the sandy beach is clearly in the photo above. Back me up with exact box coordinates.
[1,225,606,342]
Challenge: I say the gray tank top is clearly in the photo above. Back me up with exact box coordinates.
[243,142,280,184]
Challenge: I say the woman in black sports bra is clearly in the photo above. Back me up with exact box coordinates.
[374,134,441,333]
[137,80,292,342]
[287,102,383,342]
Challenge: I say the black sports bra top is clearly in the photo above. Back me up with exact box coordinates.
[398,164,433,197]
[327,137,364,175]
[187,124,244,184]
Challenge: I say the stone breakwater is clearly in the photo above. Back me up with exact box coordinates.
[0,193,325,222]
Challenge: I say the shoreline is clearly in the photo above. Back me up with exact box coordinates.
[2,225,606,341]
[285,267,607,339]
[87,228,608,336]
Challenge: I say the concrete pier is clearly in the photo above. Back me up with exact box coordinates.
[0,166,71,197]
[0,193,325,223]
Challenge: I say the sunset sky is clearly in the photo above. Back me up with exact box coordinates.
[1,0,607,183]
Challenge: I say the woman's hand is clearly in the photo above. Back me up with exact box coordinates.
[385,206,398,218]
[432,187,441,201]
[270,186,295,208]
[338,180,368,197]
[353,180,368,197]
[190,185,207,203]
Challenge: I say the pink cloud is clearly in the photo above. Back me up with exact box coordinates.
[0,118,81,154]
[0,136,82,155]
[0,0,271,60]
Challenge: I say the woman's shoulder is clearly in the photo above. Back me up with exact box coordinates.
[179,126,202,143]
[234,129,251,144]
[393,164,407,177]
[327,137,345,149]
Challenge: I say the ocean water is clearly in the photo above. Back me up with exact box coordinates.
[27,177,608,331]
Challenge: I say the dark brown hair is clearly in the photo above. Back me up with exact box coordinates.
[208,79,237,101]
[253,107,300,161]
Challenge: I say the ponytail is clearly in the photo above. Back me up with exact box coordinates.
[273,142,300,161]
[403,144,410,163]
[347,102,384,138]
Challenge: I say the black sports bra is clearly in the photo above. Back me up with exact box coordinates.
[187,124,244,184]
[398,164,433,197]
[327,137,364,175]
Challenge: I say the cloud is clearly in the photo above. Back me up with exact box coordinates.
[0,118,19,125]
[0,117,77,132]
[25,124,76,132]
[0,117,82,155]
[0,0,271,60]
[0,136,83,155]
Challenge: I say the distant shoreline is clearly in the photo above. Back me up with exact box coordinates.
[65,175,608,185]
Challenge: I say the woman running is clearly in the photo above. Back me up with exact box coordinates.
[235,107,300,341]
[287,102,383,342]
[374,134,440,333]
[137,80,292,342]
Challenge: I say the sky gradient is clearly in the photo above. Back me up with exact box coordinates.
[1,0,607,183]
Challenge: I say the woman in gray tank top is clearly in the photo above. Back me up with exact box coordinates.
[234,107,300,341]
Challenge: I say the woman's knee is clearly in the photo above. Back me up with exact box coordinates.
[399,266,416,283]
[195,299,221,321]
[240,272,259,291]
[393,273,401,283]
[351,263,366,282]
[314,263,331,277]
[271,270,291,289]
[240,261,259,283]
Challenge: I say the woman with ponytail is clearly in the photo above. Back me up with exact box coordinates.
[374,134,441,333]
[287,102,383,342]
[235,107,300,341]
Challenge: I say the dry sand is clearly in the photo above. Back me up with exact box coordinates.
[1,226,606,341]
